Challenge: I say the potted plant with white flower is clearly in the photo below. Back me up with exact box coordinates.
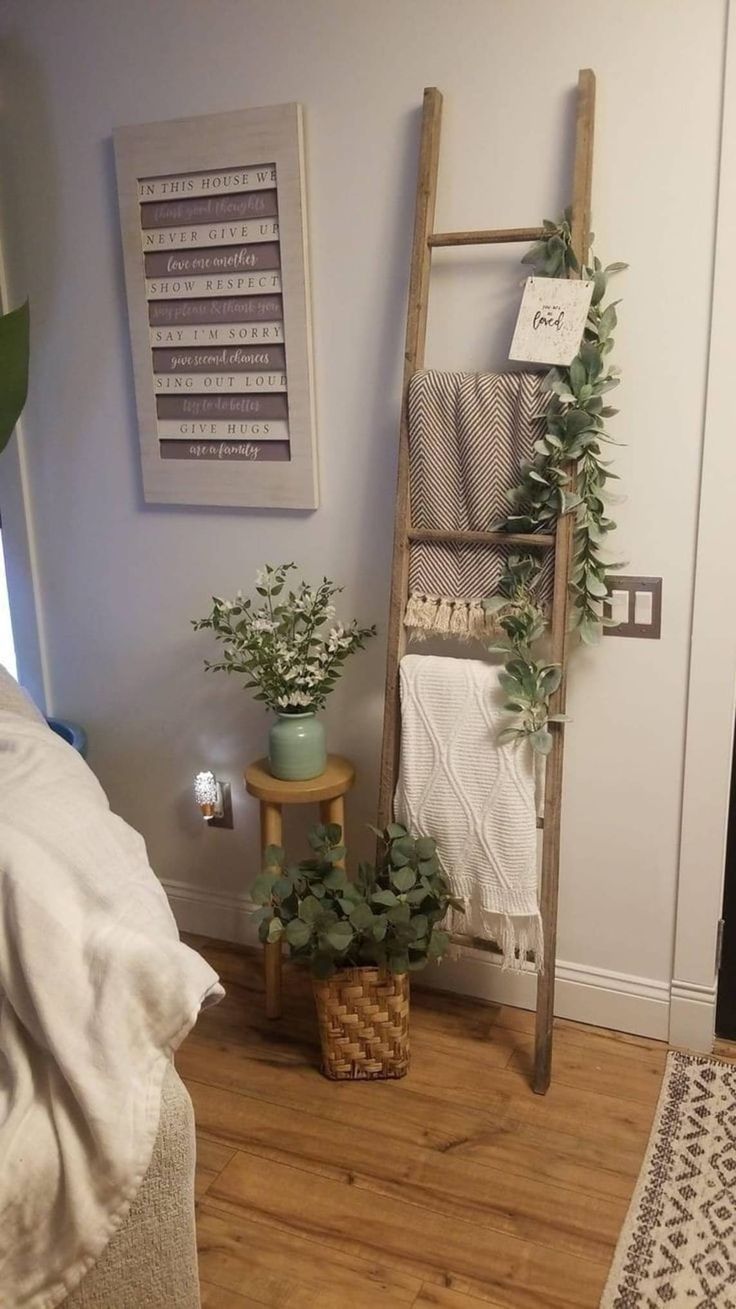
[193,563,375,780]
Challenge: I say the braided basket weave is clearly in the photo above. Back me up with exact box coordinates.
[312,967,410,1080]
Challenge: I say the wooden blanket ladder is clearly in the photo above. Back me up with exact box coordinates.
[377,70,595,1094]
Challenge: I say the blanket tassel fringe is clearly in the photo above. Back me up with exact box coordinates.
[449,906,544,972]
[404,593,500,640]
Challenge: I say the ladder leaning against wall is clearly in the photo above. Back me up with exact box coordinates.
[377,69,595,1095]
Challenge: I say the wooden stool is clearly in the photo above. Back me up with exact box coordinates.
[244,754,356,1019]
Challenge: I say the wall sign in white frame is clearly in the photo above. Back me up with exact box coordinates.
[114,104,318,509]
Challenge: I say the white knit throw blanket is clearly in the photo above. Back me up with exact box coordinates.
[394,654,542,969]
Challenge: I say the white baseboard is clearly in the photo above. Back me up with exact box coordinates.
[422,948,671,1039]
[164,878,258,946]
[164,879,671,1039]
[668,978,717,1051]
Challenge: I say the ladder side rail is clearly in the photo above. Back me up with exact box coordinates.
[377,87,443,832]
[533,68,596,1095]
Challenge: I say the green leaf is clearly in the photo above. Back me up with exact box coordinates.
[598,304,617,341]
[406,886,429,904]
[530,728,553,756]
[498,726,521,746]
[539,666,562,695]
[388,952,411,974]
[411,914,429,940]
[349,902,375,931]
[285,918,312,948]
[372,888,399,908]
[0,300,29,454]
[569,356,586,394]
[585,573,609,598]
[414,836,436,860]
[298,894,323,923]
[372,914,388,941]
[323,866,347,890]
[427,929,450,960]
[391,866,417,893]
[266,917,283,943]
[325,921,354,952]
[386,823,407,839]
[250,871,276,904]
[262,844,285,869]
[591,268,607,306]
[579,619,603,646]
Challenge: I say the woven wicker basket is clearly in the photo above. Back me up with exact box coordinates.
[312,966,410,1080]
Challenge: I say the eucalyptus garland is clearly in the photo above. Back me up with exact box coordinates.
[488,211,626,754]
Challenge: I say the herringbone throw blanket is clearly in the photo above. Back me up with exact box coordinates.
[395,655,542,968]
[405,369,554,638]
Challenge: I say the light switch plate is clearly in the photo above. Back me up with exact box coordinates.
[603,576,662,639]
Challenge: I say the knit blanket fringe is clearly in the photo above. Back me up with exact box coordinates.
[449,899,544,972]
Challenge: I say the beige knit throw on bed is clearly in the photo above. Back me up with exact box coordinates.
[404,369,554,638]
[394,654,542,968]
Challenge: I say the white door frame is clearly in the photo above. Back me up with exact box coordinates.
[670,0,736,1049]
[0,433,48,709]
[0,238,48,709]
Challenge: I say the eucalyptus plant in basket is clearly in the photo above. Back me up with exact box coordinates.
[250,823,463,1080]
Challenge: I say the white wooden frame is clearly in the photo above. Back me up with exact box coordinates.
[0,228,48,709]
[114,103,318,509]
[671,0,736,1051]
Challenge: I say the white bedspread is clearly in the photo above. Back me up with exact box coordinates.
[395,654,542,967]
[0,710,223,1308]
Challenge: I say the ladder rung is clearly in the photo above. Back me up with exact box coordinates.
[408,527,555,548]
[452,931,502,955]
[451,931,537,962]
[429,226,546,248]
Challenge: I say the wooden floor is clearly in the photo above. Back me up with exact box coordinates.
[178,937,672,1309]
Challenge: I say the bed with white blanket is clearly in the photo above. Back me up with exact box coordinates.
[0,668,222,1308]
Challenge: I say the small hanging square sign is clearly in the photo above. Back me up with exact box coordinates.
[509,276,594,366]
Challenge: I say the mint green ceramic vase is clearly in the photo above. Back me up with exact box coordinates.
[268,712,327,781]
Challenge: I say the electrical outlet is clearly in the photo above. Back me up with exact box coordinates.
[208,782,234,829]
[603,576,662,639]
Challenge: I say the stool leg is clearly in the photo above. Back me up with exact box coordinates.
[320,795,345,846]
[261,801,283,1019]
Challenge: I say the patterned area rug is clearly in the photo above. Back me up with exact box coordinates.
[602,1050,736,1308]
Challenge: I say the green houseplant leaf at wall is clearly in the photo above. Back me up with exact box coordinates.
[0,301,30,454]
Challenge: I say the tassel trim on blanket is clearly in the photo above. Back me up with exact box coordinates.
[449,899,544,973]
[404,593,502,639]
